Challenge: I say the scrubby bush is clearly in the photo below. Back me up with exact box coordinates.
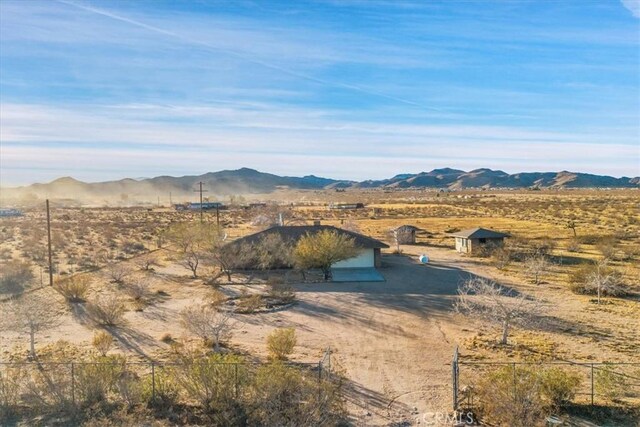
[474,365,545,427]
[0,260,34,294]
[266,328,297,360]
[208,289,228,307]
[538,367,581,409]
[491,247,512,270]
[88,295,127,326]
[75,355,127,406]
[55,275,91,302]
[249,361,346,426]
[595,363,628,401]
[123,278,150,309]
[169,352,245,416]
[267,281,295,304]
[236,293,263,314]
[474,365,582,425]
[566,239,581,253]
[180,304,234,351]
[568,263,628,298]
[141,367,178,407]
[92,331,114,356]
[0,366,24,419]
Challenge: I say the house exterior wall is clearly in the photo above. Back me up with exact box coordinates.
[455,237,504,253]
[455,237,470,253]
[332,249,375,268]
[374,248,382,268]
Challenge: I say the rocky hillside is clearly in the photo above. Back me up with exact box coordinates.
[3,168,638,203]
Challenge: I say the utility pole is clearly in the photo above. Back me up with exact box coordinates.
[46,199,53,286]
[193,182,208,223]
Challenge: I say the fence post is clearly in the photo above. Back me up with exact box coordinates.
[151,362,156,403]
[318,361,322,383]
[591,363,594,406]
[452,346,459,411]
[234,363,239,399]
[71,362,75,406]
[512,363,517,401]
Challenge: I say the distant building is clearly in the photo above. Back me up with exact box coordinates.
[0,208,23,217]
[175,202,225,211]
[449,227,510,254]
[393,225,420,244]
[329,202,365,210]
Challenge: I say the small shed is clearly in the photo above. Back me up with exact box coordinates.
[393,225,420,245]
[450,227,510,254]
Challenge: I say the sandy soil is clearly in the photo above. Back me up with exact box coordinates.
[1,221,638,426]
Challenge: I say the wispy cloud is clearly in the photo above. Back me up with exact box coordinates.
[0,0,638,184]
[621,0,640,18]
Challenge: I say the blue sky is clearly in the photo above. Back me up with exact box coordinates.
[1,0,639,185]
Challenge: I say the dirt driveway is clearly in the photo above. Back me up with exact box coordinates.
[233,247,475,426]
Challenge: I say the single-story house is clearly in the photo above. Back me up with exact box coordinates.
[227,224,389,268]
[450,227,510,254]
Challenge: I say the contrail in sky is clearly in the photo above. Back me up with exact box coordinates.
[56,0,446,111]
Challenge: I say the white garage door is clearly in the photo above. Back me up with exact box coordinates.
[332,249,375,268]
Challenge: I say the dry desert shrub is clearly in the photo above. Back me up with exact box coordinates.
[92,331,114,356]
[55,274,91,302]
[569,262,629,300]
[236,293,263,314]
[266,328,296,361]
[180,304,234,351]
[88,295,127,326]
[474,365,581,426]
[0,260,34,294]
[249,361,346,426]
[123,277,151,306]
[267,281,295,304]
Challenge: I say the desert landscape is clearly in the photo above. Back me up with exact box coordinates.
[1,187,638,425]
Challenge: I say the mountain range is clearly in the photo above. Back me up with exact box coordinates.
[2,168,638,203]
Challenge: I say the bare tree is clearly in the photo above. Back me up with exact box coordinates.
[566,220,577,237]
[1,293,62,358]
[165,223,221,278]
[134,252,157,271]
[212,241,252,282]
[180,304,234,351]
[455,277,542,345]
[106,262,132,284]
[524,254,550,285]
[586,260,625,304]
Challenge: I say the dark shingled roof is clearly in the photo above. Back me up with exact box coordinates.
[449,227,510,239]
[228,225,389,249]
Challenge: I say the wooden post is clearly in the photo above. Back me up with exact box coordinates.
[234,363,238,398]
[151,362,156,402]
[46,199,53,286]
[71,362,75,405]
[591,363,594,406]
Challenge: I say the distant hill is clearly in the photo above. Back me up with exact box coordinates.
[2,168,638,204]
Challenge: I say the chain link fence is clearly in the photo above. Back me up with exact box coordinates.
[0,348,334,416]
[452,347,640,412]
